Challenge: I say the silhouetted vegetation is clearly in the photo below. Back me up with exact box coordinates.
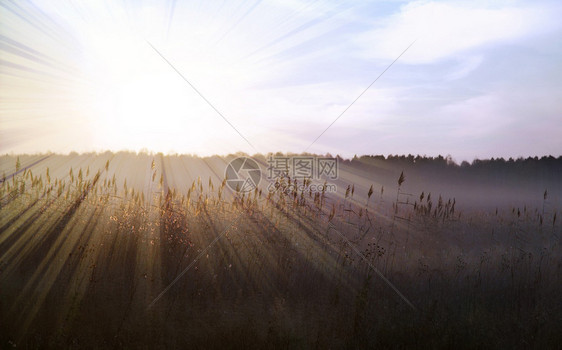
[0,152,561,348]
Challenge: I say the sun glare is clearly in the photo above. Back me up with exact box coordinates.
[97,73,187,150]
[83,29,226,154]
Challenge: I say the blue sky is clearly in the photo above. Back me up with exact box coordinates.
[1,0,561,161]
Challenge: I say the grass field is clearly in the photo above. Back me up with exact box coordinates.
[1,152,561,349]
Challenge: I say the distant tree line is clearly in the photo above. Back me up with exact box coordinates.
[339,155,562,199]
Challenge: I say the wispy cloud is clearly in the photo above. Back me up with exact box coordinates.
[444,55,483,81]
[1,0,561,160]
[355,1,560,64]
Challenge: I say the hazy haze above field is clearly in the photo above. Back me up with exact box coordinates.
[1,0,561,160]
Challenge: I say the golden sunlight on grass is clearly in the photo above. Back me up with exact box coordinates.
[1,152,561,348]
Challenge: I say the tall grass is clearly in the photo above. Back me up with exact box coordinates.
[0,153,561,348]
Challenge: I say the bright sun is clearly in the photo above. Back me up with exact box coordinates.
[86,32,225,154]
[72,10,261,156]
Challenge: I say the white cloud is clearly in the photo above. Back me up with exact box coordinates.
[444,55,483,80]
[2,0,561,159]
[436,93,508,137]
[356,1,559,64]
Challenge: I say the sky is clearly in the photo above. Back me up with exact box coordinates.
[1,0,561,161]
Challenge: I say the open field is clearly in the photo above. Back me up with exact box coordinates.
[1,152,561,349]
